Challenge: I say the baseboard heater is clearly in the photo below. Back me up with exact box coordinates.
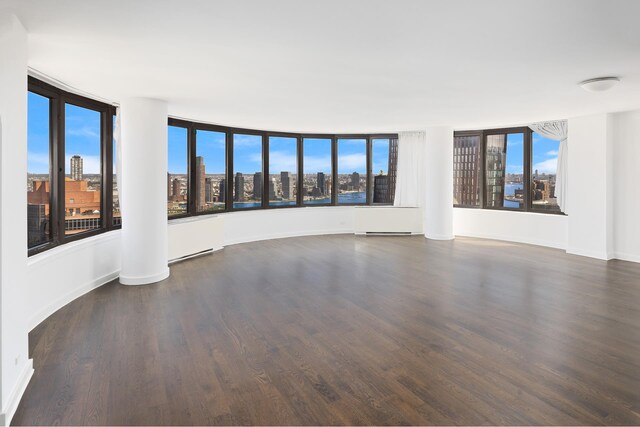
[364,231,413,236]
[354,206,423,235]
[168,215,224,263]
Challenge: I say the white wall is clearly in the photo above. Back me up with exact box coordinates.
[26,231,121,332]
[453,209,568,249]
[223,206,355,246]
[567,113,614,260]
[0,14,31,426]
[612,110,640,263]
[424,127,454,240]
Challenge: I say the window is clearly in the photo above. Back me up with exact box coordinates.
[65,103,102,234]
[268,136,298,207]
[485,132,524,210]
[232,133,263,209]
[302,138,332,205]
[167,125,189,217]
[112,115,120,226]
[453,127,562,215]
[531,132,561,213]
[27,77,116,255]
[371,137,398,204]
[27,91,52,248]
[453,133,481,207]
[337,138,367,204]
[196,129,226,213]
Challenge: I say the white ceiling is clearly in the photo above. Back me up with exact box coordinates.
[3,0,640,132]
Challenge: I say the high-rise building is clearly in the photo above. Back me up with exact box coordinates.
[253,172,262,200]
[350,172,360,190]
[205,177,213,203]
[388,138,398,203]
[172,178,181,201]
[195,156,205,209]
[373,173,390,203]
[70,155,83,181]
[269,177,277,199]
[280,171,293,199]
[219,179,226,203]
[167,173,171,199]
[485,134,507,208]
[453,134,481,207]
[317,172,326,195]
[234,173,245,202]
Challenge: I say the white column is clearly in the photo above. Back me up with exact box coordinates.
[567,113,614,260]
[119,98,170,285]
[424,126,454,240]
[0,13,32,425]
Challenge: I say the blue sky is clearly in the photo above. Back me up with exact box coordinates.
[504,132,559,174]
[303,138,331,174]
[337,138,366,174]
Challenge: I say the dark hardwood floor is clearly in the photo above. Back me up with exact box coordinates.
[12,235,640,425]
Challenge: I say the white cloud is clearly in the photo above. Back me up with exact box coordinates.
[304,155,332,173]
[546,150,558,156]
[233,134,261,147]
[27,152,50,173]
[268,151,297,172]
[65,154,101,174]
[532,158,557,174]
[67,126,100,139]
[338,153,366,172]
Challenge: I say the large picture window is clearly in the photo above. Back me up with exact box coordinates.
[167,125,188,217]
[268,136,298,207]
[371,137,398,204]
[453,126,562,215]
[27,77,117,255]
[302,137,332,205]
[232,133,263,209]
[196,129,226,213]
[337,138,367,204]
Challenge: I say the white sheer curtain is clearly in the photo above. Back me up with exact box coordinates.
[393,131,426,207]
[114,107,123,218]
[529,120,568,213]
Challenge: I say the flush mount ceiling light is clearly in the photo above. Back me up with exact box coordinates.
[579,77,620,92]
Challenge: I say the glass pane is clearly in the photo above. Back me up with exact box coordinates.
[112,115,120,226]
[64,103,102,235]
[337,138,366,204]
[371,138,397,204]
[531,132,561,213]
[233,134,263,209]
[302,138,332,205]
[268,136,297,206]
[168,126,188,216]
[453,134,481,207]
[196,130,226,213]
[27,92,52,248]
[485,133,524,209]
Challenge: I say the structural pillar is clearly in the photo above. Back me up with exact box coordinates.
[119,98,170,285]
[424,126,454,240]
[0,13,32,426]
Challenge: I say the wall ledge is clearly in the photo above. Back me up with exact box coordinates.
[27,229,121,267]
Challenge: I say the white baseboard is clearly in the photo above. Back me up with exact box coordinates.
[0,358,34,427]
[612,251,640,263]
[28,270,120,332]
[566,247,614,261]
[425,233,455,241]
[224,229,353,246]
[455,231,567,250]
[119,267,170,285]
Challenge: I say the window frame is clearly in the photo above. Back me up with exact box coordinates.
[369,134,399,206]
[453,126,564,215]
[28,77,117,257]
[167,119,398,220]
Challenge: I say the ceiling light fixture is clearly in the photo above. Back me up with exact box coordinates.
[579,77,620,92]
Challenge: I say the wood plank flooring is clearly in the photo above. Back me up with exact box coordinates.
[11,235,640,425]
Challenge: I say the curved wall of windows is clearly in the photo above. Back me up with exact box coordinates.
[166,118,399,220]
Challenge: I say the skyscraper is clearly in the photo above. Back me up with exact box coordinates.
[373,173,389,203]
[219,179,226,203]
[453,134,481,206]
[317,172,326,195]
[253,172,262,200]
[350,172,360,190]
[172,178,181,201]
[195,156,205,209]
[205,177,213,203]
[269,177,277,200]
[70,155,83,181]
[280,171,293,199]
[485,134,507,207]
[234,173,245,202]
[388,137,398,203]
